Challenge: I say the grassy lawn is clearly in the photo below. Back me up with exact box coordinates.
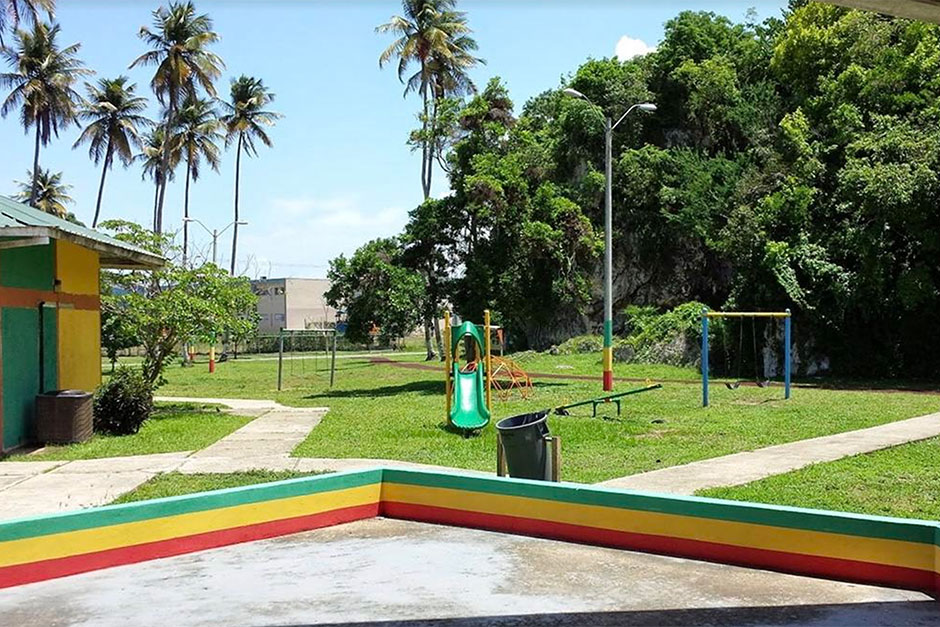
[112,470,324,504]
[699,437,940,520]
[153,352,940,484]
[8,403,251,461]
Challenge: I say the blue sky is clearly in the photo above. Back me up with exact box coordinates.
[0,0,786,277]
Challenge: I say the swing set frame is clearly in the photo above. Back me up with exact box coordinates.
[701,308,791,407]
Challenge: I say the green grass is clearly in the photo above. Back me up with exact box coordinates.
[9,403,251,461]
[112,470,325,504]
[153,351,940,484]
[699,437,940,520]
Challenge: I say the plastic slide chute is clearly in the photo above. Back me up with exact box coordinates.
[444,312,493,433]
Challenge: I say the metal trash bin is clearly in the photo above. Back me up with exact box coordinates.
[496,410,550,480]
[36,390,93,444]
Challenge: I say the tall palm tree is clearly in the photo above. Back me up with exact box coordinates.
[0,21,89,206]
[14,168,71,217]
[220,74,281,275]
[138,123,180,229]
[0,0,53,45]
[176,94,221,267]
[377,0,481,200]
[130,1,223,234]
[73,76,150,227]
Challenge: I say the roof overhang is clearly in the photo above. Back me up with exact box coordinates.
[825,0,940,23]
[0,227,164,269]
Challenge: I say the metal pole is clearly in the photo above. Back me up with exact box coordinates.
[784,309,791,400]
[603,116,614,392]
[702,309,709,407]
[329,329,337,387]
[212,229,218,266]
[277,331,284,391]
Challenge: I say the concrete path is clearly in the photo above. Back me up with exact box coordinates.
[600,410,940,494]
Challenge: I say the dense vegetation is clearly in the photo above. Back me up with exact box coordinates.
[336,2,940,377]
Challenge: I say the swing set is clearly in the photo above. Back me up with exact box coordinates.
[701,308,791,407]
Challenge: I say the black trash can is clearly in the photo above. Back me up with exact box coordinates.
[36,390,93,444]
[496,410,550,480]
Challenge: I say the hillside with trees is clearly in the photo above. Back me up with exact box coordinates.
[332,2,940,378]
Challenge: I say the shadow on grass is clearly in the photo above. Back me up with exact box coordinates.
[303,380,443,400]
[436,421,485,439]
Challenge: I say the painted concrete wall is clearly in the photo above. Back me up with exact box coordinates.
[55,240,101,392]
[285,278,335,330]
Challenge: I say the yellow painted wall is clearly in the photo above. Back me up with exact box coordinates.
[55,240,102,392]
[58,309,101,392]
[56,240,99,295]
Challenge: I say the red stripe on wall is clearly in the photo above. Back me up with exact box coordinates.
[383,501,937,596]
[0,287,98,311]
[0,501,378,589]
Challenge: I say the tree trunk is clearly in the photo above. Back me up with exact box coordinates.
[183,154,192,268]
[433,315,444,361]
[423,315,435,361]
[29,123,41,207]
[155,93,177,234]
[420,77,431,200]
[152,178,160,229]
[92,140,112,228]
[230,133,243,275]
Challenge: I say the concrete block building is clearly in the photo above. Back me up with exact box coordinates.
[0,196,163,452]
[251,277,336,333]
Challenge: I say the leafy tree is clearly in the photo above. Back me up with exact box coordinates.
[325,238,424,346]
[137,124,181,229]
[130,1,223,233]
[0,0,52,46]
[73,76,150,227]
[220,75,281,275]
[100,298,139,372]
[100,219,257,388]
[14,167,71,216]
[175,94,221,267]
[0,20,89,206]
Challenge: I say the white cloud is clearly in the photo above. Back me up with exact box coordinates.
[615,35,656,61]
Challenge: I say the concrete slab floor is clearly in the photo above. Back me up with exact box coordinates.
[1,519,936,626]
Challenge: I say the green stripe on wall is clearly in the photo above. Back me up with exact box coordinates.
[0,468,382,543]
[0,243,53,290]
[382,469,940,545]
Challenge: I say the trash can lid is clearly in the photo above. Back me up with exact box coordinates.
[496,410,549,431]
[39,389,91,397]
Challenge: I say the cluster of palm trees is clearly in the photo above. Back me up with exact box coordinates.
[0,0,280,275]
[377,0,483,201]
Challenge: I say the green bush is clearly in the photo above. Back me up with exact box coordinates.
[618,302,706,365]
[93,367,154,435]
[555,334,603,355]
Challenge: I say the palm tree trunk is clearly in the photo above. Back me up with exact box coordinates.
[152,177,160,229]
[183,155,192,268]
[92,140,113,228]
[420,80,431,200]
[29,123,41,207]
[155,95,177,234]
[230,133,243,275]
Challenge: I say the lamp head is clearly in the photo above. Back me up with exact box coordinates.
[562,87,587,100]
[638,102,657,112]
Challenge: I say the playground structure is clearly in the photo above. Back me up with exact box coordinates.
[443,310,493,432]
[488,355,534,400]
[554,383,663,417]
[701,309,791,407]
[276,328,338,391]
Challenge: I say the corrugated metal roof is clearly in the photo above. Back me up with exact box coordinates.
[0,195,164,268]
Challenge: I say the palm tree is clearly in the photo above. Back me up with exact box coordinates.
[130,1,223,233]
[0,21,89,207]
[377,0,481,200]
[73,77,150,227]
[176,94,221,266]
[138,123,180,229]
[14,168,72,217]
[220,75,281,275]
[0,0,53,45]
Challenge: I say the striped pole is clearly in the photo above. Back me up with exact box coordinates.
[602,116,614,392]
[701,309,709,407]
[784,309,791,400]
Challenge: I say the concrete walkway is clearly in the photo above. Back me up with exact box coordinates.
[600,410,940,494]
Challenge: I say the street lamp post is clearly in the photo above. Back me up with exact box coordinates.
[181,218,248,373]
[183,218,246,267]
[563,88,656,391]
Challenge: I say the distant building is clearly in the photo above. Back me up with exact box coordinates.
[251,277,336,333]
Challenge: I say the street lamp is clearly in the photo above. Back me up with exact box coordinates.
[182,218,247,267]
[564,87,656,391]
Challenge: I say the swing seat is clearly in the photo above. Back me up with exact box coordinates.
[725,381,741,390]
[756,380,771,388]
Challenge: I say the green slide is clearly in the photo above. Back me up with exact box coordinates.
[450,363,491,431]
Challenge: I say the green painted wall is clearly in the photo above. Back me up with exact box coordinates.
[1,306,56,450]
[0,243,54,289]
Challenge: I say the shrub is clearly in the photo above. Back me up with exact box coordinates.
[555,334,603,355]
[618,302,706,366]
[93,367,154,435]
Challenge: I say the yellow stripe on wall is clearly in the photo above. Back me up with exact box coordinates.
[58,308,101,392]
[0,484,378,568]
[384,484,933,572]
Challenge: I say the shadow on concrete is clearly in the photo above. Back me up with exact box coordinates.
[279,600,939,626]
